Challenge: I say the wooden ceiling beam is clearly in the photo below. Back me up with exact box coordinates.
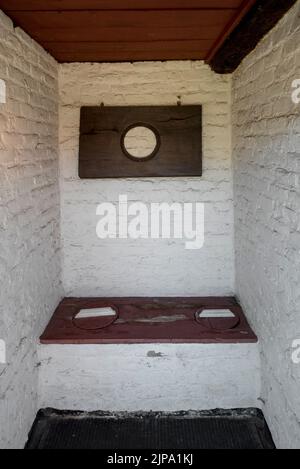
[49,51,210,63]
[206,0,257,63]
[208,0,299,73]
[43,40,211,61]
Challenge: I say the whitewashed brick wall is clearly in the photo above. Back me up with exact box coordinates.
[0,11,62,448]
[232,1,300,449]
[59,62,234,297]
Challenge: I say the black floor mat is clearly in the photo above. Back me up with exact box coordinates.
[26,408,275,450]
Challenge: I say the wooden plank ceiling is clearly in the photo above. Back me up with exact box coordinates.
[0,0,257,65]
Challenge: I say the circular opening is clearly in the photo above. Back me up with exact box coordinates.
[72,306,119,331]
[121,124,160,161]
[195,308,240,332]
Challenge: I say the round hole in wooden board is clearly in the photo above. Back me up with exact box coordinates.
[72,306,119,331]
[121,124,161,162]
[195,308,240,332]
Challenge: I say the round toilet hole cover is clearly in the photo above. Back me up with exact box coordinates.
[72,306,119,331]
[195,308,240,332]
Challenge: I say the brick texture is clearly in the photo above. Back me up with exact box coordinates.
[59,61,234,297]
[0,11,62,448]
[232,1,300,449]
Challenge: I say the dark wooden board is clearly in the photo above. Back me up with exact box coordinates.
[79,106,202,179]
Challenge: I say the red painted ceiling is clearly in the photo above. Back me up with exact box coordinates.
[0,0,257,63]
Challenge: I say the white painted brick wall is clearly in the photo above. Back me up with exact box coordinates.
[59,62,234,297]
[0,11,62,448]
[38,343,261,413]
[232,1,300,449]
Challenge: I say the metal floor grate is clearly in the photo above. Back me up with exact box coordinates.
[26,408,275,450]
